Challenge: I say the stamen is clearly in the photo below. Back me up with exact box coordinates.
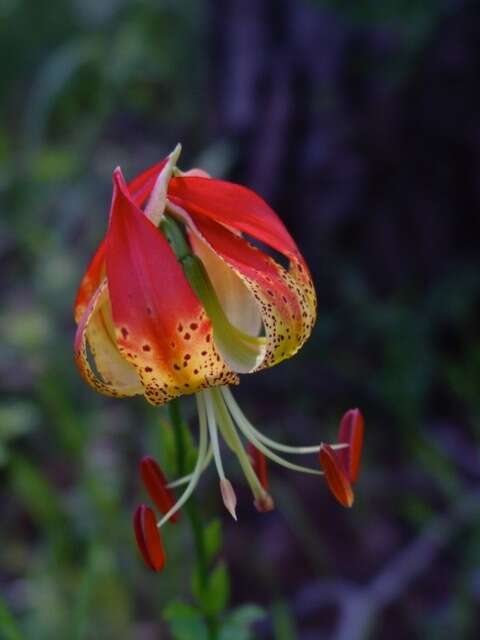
[338,408,364,483]
[157,395,209,527]
[140,456,179,522]
[209,388,274,511]
[202,391,238,520]
[221,386,346,455]
[166,446,213,488]
[247,443,269,491]
[220,387,324,476]
[220,478,238,521]
[133,504,166,571]
[319,444,354,508]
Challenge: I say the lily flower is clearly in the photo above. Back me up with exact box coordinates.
[74,145,364,570]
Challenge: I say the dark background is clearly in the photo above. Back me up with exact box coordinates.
[1,0,480,638]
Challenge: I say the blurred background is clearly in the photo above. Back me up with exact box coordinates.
[1,0,480,638]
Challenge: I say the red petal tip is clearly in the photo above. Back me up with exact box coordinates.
[337,408,364,484]
[133,504,166,571]
[247,443,269,491]
[139,456,179,523]
[319,444,354,508]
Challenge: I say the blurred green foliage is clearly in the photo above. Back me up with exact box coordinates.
[1,0,480,639]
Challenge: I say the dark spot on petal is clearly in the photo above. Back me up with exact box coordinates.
[142,344,151,351]
[145,366,153,372]
[121,327,128,338]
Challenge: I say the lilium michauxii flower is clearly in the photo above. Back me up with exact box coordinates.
[74,145,364,571]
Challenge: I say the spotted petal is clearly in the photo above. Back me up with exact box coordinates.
[184,213,316,370]
[74,279,143,397]
[105,169,238,405]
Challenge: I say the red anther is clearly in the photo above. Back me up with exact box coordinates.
[247,443,269,490]
[337,408,364,483]
[319,444,354,508]
[133,504,166,571]
[139,456,179,523]
[254,492,275,513]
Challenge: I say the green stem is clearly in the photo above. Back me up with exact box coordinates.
[168,399,219,640]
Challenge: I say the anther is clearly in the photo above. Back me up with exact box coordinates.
[247,443,269,491]
[319,444,354,508]
[254,492,275,513]
[337,409,364,483]
[133,504,166,571]
[220,478,238,521]
[140,456,180,522]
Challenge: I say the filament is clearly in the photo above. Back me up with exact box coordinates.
[209,388,266,500]
[157,392,209,527]
[166,446,213,488]
[221,387,324,476]
[202,390,227,481]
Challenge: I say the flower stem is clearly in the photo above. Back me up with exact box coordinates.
[168,398,219,640]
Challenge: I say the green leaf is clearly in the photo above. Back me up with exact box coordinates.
[0,597,22,640]
[163,601,209,640]
[192,562,230,616]
[271,600,298,640]
[219,605,266,640]
[204,519,222,563]
[227,605,265,627]
[206,562,230,616]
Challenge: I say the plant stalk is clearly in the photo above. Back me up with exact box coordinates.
[168,398,219,640]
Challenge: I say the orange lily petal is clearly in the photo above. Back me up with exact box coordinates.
[74,279,143,397]
[105,169,237,405]
[168,176,303,263]
[74,239,107,323]
[319,444,354,508]
[133,504,166,571]
[74,156,169,322]
[185,214,316,370]
[127,157,169,208]
[338,408,364,484]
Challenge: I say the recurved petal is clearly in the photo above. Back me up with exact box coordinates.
[74,239,106,322]
[128,157,169,207]
[105,169,238,405]
[75,154,172,323]
[168,176,304,263]
[74,279,143,397]
[184,213,316,370]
